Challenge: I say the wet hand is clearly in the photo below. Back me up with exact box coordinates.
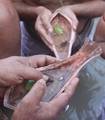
[12,77,79,120]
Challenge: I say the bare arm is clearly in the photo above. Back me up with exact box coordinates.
[70,0,105,18]
[12,0,105,50]
[12,0,44,20]
[94,14,105,58]
[13,0,105,20]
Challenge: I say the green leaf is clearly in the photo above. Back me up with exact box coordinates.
[25,80,35,91]
[53,24,64,35]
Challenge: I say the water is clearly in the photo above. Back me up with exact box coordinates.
[59,56,105,120]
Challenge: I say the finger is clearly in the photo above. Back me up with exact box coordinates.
[49,77,79,112]
[41,14,53,33]
[38,24,53,47]
[64,10,78,30]
[20,66,43,81]
[56,9,78,30]
[66,13,78,30]
[71,17,78,30]
[22,79,46,105]
[28,55,58,68]
[67,11,78,30]
[36,18,54,48]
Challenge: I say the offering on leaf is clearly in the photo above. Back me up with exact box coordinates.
[50,12,76,59]
[4,40,102,110]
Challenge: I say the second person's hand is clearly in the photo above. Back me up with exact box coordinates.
[35,7,54,50]
[55,6,78,30]
[0,55,57,87]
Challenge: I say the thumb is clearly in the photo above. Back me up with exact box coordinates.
[22,79,46,105]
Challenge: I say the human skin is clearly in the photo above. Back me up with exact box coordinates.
[0,54,79,120]
[94,13,105,58]
[12,0,105,19]
[0,0,21,100]
[12,0,105,50]
[0,55,57,103]
[0,0,20,58]
[12,77,79,120]
[0,55,57,87]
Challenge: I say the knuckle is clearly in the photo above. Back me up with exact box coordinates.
[17,76,23,83]
[37,80,46,89]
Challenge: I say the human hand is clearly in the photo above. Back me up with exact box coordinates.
[94,14,105,58]
[12,77,79,120]
[94,15,105,42]
[0,55,57,87]
[55,6,78,30]
[35,7,54,50]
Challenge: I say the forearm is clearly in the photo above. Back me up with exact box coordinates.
[70,0,105,18]
[13,1,43,20]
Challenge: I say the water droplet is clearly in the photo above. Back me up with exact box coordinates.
[65,105,69,111]
[59,76,64,81]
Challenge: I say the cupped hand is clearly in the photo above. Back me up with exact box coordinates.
[12,77,79,120]
[55,6,78,30]
[35,7,54,50]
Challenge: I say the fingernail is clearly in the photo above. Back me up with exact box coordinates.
[43,75,49,82]
[38,79,46,85]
